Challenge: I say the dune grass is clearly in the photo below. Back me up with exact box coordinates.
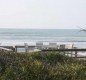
[0,51,85,80]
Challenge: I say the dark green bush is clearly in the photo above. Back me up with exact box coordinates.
[0,51,85,80]
[49,63,86,80]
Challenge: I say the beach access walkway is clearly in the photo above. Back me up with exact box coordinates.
[0,45,85,57]
[42,48,86,58]
[0,43,86,59]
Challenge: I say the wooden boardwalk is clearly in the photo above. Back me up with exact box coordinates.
[42,48,86,58]
[42,48,86,51]
[1,45,86,59]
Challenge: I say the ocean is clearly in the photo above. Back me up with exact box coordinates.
[0,29,86,47]
[0,29,86,42]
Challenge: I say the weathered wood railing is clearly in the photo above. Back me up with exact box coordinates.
[42,48,86,58]
[1,45,86,59]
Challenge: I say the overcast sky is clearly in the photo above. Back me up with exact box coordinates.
[0,0,86,29]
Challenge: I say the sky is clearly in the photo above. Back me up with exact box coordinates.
[0,0,86,29]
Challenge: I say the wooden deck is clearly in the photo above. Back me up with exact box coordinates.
[42,48,86,58]
[1,45,86,58]
[42,48,86,51]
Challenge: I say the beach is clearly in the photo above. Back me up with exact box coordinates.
[0,29,86,56]
[0,41,86,57]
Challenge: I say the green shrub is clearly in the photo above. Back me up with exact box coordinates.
[0,51,85,80]
[49,63,86,80]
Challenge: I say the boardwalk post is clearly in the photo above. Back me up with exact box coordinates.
[15,46,17,53]
[24,43,28,53]
[71,52,72,57]
[75,51,77,58]
[12,46,15,52]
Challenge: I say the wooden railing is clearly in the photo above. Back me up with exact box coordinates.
[1,45,86,59]
[42,48,86,58]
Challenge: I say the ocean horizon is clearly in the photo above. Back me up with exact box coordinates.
[0,28,86,42]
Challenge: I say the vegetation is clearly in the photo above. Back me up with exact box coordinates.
[0,51,86,80]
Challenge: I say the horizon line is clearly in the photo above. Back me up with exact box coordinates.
[0,28,78,29]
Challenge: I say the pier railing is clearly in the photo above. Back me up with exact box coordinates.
[1,45,86,59]
[42,48,86,58]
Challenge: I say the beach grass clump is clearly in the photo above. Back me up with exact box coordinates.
[0,51,86,80]
[49,63,86,80]
[30,51,80,65]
